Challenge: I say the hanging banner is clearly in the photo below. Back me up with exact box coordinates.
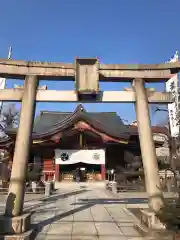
[166,51,179,137]
[166,74,179,137]
[55,149,105,165]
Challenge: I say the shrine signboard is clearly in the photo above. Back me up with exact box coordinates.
[166,74,179,137]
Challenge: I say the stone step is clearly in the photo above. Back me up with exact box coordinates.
[134,222,178,240]
[0,230,33,240]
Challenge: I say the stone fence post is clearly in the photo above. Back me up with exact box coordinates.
[112,182,117,195]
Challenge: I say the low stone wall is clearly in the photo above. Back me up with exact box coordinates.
[134,209,180,240]
[106,180,145,194]
[140,209,165,230]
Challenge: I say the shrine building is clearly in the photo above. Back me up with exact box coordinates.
[0,104,168,182]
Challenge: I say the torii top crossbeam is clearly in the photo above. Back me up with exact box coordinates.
[0,58,179,81]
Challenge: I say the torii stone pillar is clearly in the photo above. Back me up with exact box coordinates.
[133,78,164,212]
[5,75,38,217]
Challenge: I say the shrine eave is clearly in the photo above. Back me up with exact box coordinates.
[31,104,132,141]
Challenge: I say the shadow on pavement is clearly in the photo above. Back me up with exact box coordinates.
[31,191,178,238]
[71,197,148,205]
[41,189,90,202]
[24,189,90,213]
[31,196,146,238]
[31,202,94,239]
[72,197,177,205]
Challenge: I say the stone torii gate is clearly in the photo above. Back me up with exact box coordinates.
[0,58,178,222]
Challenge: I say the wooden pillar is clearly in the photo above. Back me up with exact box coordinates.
[5,75,38,217]
[101,164,106,180]
[133,78,164,212]
[55,164,60,181]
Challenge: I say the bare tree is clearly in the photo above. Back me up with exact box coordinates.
[150,104,168,126]
[0,104,20,139]
[0,104,19,183]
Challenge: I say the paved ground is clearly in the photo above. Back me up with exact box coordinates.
[29,184,144,239]
[0,183,177,239]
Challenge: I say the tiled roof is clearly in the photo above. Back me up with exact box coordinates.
[33,104,132,140]
[130,125,168,135]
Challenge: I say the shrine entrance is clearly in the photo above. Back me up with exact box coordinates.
[55,149,105,182]
[0,57,176,216]
[60,163,101,182]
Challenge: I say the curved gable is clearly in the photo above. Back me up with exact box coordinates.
[33,104,132,141]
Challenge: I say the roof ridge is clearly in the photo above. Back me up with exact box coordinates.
[40,110,118,115]
[40,111,72,114]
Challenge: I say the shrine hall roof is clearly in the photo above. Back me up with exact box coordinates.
[33,104,134,140]
[0,104,168,148]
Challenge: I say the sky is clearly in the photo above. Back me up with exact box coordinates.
[0,0,180,125]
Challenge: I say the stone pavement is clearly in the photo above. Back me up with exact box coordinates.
[29,184,144,240]
[0,184,177,239]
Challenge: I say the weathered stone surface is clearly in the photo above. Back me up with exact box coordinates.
[111,182,117,194]
[0,213,31,234]
[75,58,99,93]
[140,209,165,230]
[134,223,176,240]
[0,229,33,240]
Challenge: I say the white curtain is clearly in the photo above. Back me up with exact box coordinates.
[55,149,105,165]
